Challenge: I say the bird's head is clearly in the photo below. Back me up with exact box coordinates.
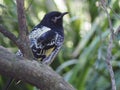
[40,11,68,29]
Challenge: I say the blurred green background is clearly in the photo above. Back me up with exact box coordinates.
[0,0,120,90]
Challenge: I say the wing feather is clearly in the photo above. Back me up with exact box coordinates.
[29,26,58,60]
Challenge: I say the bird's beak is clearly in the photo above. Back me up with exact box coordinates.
[52,12,68,23]
[61,12,69,17]
[56,12,68,19]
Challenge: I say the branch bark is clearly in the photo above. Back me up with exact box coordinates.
[16,0,34,59]
[0,25,29,56]
[0,46,75,90]
[0,25,18,46]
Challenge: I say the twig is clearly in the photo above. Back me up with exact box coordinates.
[0,25,26,53]
[25,0,33,12]
[100,0,116,90]
[16,0,28,36]
[0,46,76,90]
[0,25,18,46]
[16,0,34,59]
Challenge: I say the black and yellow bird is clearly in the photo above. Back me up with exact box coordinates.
[3,11,68,90]
[17,11,68,64]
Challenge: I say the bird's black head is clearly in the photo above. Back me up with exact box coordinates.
[40,11,68,29]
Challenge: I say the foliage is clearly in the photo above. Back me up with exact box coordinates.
[0,0,120,90]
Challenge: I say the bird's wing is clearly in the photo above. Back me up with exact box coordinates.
[29,27,60,60]
[29,26,51,47]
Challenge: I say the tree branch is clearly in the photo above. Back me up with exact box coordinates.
[100,0,116,90]
[0,0,34,59]
[0,25,26,53]
[0,25,18,46]
[16,0,34,59]
[0,46,75,90]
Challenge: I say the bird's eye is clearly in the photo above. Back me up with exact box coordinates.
[51,17,55,20]
[51,16,57,23]
[51,15,62,23]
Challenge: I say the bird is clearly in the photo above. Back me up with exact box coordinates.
[17,11,68,64]
[3,11,68,90]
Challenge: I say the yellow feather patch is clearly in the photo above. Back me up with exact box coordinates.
[37,47,55,61]
[45,47,55,57]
